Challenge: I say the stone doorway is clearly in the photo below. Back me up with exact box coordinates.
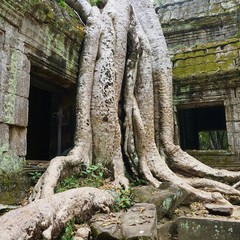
[26,67,76,161]
[26,85,52,160]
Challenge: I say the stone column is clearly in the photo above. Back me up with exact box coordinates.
[225,88,240,156]
[0,27,30,174]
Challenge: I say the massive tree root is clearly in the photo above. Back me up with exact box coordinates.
[30,0,240,204]
[0,188,113,240]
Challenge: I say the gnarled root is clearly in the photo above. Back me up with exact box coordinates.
[29,145,88,201]
[0,188,113,240]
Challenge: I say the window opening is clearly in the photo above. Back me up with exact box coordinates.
[178,105,228,150]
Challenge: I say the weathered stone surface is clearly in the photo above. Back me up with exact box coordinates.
[157,221,177,240]
[91,212,122,240]
[121,203,157,240]
[0,123,9,153]
[91,204,158,240]
[0,152,25,174]
[132,183,188,219]
[9,126,27,156]
[0,0,85,173]
[178,217,240,240]
[75,227,90,239]
[205,204,233,216]
[0,92,28,127]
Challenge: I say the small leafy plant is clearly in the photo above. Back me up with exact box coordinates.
[89,0,101,6]
[56,175,80,193]
[61,218,76,240]
[79,163,106,188]
[111,188,134,211]
[57,0,67,9]
[29,171,43,184]
[56,163,107,193]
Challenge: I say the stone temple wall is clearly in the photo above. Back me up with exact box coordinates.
[155,0,240,166]
[0,0,84,173]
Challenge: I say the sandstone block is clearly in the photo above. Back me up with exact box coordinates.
[132,183,188,219]
[178,217,240,240]
[0,62,30,98]
[91,212,122,240]
[9,126,27,156]
[121,203,157,240]
[0,92,28,127]
[205,203,233,216]
[0,123,9,153]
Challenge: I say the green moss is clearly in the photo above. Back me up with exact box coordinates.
[31,2,56,23]
[205,62,218,72]
[194,64,205,73]
[195,56,205,65]
[210,3,223,15]
[194,50,205,57]
[173,67,185,78]
[217,59,235,71]
[162,196,173,211]
[205,54,215,63]
[4,94,16,124]
[0,151,25,174]
[185,58,195,66]
[174,60,185,68]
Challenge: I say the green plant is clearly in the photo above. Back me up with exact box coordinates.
[29,171,42,184]
[56,163,107,192]
[61,218,76,240]
[56,175,80,193]
[57,0,67,9]
[111,188,134,211]
[90,0,101,6]
[79,163,106,188]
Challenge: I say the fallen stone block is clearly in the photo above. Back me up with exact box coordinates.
[121,203,157,240]
[157,220,177,240]
[91,212,122,240]
[178,217,240,240]
[132,183,188,219]
[205,203,233,216]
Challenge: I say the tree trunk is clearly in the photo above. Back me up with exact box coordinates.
[1,0,240,238]
[30,0,240,206]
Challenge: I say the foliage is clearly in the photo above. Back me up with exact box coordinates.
[56,175,80,193]
[79,163,106,187]
[89,0,101,6]
[110,188,134,211]
[29,171,43,184]
[61,218,76,240]
[199,130,228,150]
[56,0,67,9]
[56,163,107,193]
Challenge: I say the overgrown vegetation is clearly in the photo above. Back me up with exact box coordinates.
[199,130,228,150]
[110,188,134,211]
[55,163,134,211]
[29,171,43,184]
[56,163,107,193]
[56,0,68,9]
[89,0,101,6]
[61,218,76,240]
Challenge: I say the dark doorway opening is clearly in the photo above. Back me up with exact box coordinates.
[26,85,52,160]
[178,105,228,150]
[26,78,76,162]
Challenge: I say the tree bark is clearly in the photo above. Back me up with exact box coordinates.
[2,0,240,238]
[29,0,240,205]
[0,188,113,240]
